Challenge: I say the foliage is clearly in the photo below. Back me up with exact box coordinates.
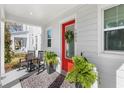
[44,51,58,65]
[13,52,26,58]
[65,30,74,43]
[5,60,20,72]
[5,22,12,63]
[5,53,26,72]
[65,56,97,88]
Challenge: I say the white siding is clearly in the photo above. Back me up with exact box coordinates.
[45,23,61,57]
[45,4,124,88]
[76,5,98,55]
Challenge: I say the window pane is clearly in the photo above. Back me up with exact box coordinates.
[7,22,23,32]
[65,24,75,58]
[14,37,27,51]
[104,7,117,29]
[104,29,124,51]
[47,29,52,38]
[118,5,124,26]
[48,39,51,47]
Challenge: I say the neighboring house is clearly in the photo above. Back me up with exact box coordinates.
[0,4,124,88]
[9,22,42,53]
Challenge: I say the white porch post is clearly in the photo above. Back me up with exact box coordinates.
[26,34,29,52]
[0,22,2,87]
[0,21,5,77]
[38,34,42,50]
[0,6,5,80]
[0,21,5,88]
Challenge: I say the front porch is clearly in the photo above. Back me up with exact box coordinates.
[1,4,124,88]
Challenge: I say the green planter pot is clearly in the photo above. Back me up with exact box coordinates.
[46,63,55,74]
[75,83,82,88]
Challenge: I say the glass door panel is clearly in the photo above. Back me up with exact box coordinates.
[65,24,75,58]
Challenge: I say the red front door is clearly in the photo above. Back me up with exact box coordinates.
[62,20,75,72]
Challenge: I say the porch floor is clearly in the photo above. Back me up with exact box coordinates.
[20,69,75,88]
[1,69,98,88]
[11,82,22,88]
[1,68,28,88]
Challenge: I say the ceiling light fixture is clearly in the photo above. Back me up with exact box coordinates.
[30,12,32,15]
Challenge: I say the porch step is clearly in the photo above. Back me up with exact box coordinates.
[1,69,28,88]
[3,79,20,88]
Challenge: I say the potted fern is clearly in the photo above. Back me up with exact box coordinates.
[44,51,58,74]
[65,56,97,88]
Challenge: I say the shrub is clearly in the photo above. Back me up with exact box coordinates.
[5,53,26,72]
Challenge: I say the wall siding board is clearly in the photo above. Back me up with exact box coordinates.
[77,19,97,29]
[77,24,97,31]
[78,14,97,23]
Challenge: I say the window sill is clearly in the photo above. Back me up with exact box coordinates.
[47,47,52,50]
[98,51,124,60]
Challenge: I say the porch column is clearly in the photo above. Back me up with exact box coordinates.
[0,21,5,88]
[0,21,5,76]
[0,6,5,87]
[26,34,29,52]
[38,34,42,50]
[0,22,2,87]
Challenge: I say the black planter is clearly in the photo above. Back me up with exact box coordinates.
[75,83,82,88]
[46,63,55,74]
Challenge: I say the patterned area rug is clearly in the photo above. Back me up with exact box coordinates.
[20,70,75,88]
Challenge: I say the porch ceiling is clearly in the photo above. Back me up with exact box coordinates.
[3,4,78,26]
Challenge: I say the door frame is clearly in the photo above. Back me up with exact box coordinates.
[60,15,77,72]
[62,20,75,72]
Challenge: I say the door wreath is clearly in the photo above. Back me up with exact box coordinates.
[64,30,74,43]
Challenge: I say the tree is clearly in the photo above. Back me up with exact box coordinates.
[4,22,12,63]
